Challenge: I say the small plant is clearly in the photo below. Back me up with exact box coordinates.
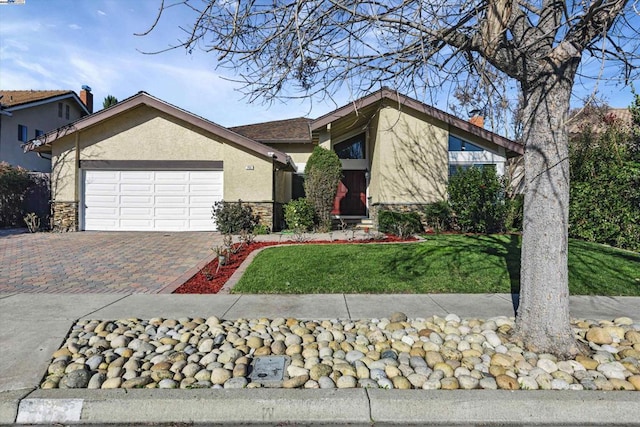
[423,201,453,233]
[223,234,240,255]
[238,229,256,246]
[252,224,270,235]
[24,212,40,233]
[292,228,310,243]
[284,198,315,231]
[377,210,423,237]
[212,200,259,234]
[212,245,227,273]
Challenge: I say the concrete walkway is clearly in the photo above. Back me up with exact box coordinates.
[1,293,638,426]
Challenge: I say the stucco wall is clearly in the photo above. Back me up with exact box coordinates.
[371,106,448,204]
[1,99,85,172]
[51,105,273,203]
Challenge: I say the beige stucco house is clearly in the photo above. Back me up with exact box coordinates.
[26,88,522,232]
[0,88,92,172]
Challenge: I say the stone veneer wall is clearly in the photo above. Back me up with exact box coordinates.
[370,203,431,229]
[51,201,78,232]
[242,201,284,232]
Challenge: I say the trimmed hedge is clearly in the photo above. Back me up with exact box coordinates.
[378,210,423,237]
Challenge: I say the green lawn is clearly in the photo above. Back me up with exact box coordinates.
[232,234,640,295]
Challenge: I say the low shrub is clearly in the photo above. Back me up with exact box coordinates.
[284,198,315,231]
[423,201,453,233]
[252,224,270,235]
[504,194,524,233]
[448,166,506,233]
[212,200,259,234]
[0,162,34,227]
[378,210,423,237]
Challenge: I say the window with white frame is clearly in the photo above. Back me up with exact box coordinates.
[448,134,505,176]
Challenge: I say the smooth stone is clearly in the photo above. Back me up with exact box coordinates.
[440,377,459,390]
[318,376,336,389]
[59,369,90,389]
[586,327,613,345]
[346,350,365,363]
[458,375,479,390]
[210,368,232,385]
[101,377,122,389]
[310,364,333,380]
[391,376,412,389]
[224,377,248,389]
[122,376,153,389]
[283,374,309,388]
[422,379,442,390]
[370,369,387,381]
[407,373,428,388]
[87,373,106,389]
[537,359,558,373]
[337,375,358,388]
[479,377,498,390]
[518,376,539,390]
[158,379,178,389]
[496,374,519,390]
[628,375,640,390]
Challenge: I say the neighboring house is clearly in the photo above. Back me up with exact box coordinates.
[0,87,92,172]
[25,88,522,232]
[568,106,634,138]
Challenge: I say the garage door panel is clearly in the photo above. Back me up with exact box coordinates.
[121,171,153,181]
[85,194,118,205]
[84,170,222,231]
[120,195,154,205]
[121,207,154,216]
[121,184,153,193]
[155,195,189,205]
[156,184,188,193]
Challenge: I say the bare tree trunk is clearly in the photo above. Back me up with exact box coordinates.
[515,73,581,358]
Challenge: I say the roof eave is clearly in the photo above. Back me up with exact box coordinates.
[23,92,293,167]
[311,88,524,156]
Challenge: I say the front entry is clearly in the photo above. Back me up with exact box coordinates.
[332,170,367,216]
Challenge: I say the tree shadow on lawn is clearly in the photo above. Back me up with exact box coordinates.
[567,240,640,296]
[380,234,522,313]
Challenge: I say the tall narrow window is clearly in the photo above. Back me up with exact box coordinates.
[58,102,63,118]
[18,125,28,142]
[65,104,70,119]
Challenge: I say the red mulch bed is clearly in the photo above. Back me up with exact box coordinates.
[173,235,415,294]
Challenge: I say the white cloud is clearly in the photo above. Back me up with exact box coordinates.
[68,24,82,30]
[97,10,106,16]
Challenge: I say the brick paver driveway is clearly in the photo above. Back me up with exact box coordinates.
[0,230,220,293]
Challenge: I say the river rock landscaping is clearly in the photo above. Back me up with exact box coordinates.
[41,312,640,391]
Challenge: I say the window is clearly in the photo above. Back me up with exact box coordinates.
[58,102,63,118]
[334,133,365,159]
[448,135,483,152]
[65,104,70,119]
[35,129,44,138]
[18,125,28,142]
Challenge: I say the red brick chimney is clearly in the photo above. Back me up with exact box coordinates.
[469,115,484,128]
[80,85,93,114]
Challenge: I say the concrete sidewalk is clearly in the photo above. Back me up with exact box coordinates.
[1,293,639,426]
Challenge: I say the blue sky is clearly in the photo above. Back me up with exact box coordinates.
[0,0,637,128]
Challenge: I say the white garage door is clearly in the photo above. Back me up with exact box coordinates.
[83,170,223,231]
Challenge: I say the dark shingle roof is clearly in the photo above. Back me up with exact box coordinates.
[0,90,74,107]
[230,117,313,143]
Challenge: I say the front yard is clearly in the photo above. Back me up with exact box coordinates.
[233,234,640,295]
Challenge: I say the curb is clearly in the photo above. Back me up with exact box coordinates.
[4,389,640,426]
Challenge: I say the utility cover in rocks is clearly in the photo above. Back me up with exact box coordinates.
[249,356,288,387]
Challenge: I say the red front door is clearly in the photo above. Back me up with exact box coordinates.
[332,170,367,216]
